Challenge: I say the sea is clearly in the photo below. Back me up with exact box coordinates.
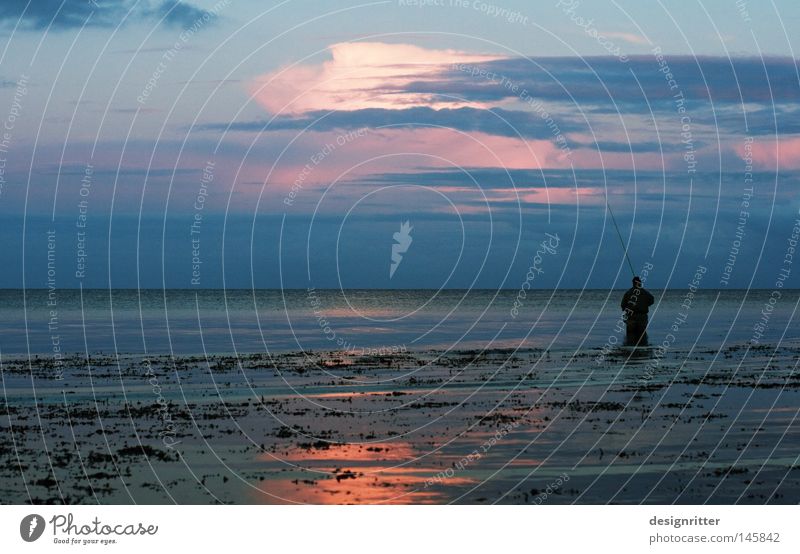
[1,288,797,357]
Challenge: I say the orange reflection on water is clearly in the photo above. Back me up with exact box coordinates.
[258,466,468,504]
[277,441,416,463]
[253,441,474,504]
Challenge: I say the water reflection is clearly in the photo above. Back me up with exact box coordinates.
[254,441,473,504]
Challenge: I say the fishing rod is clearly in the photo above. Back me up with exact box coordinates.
[606,200,636,277]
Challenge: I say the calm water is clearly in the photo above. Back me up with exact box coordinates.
[0,288,798,356]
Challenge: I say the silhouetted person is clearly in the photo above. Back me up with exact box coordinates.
[621,275,654,346]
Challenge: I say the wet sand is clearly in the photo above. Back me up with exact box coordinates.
[1,344,799,504]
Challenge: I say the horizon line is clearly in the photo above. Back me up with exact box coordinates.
[4,287,800,292]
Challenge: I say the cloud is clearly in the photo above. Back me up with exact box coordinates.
[211,44,800,206]
[439,55,800,107]
[713,103,800,136]
[0,0,217,30]
[345,167,603,207]
[572,140,689,153]
[147,0,210,27]
[197,106,586,140]
[240,44,800,170]
[247,42,501,114]
[603,31,648,45]
[354,168,573,188]
[741,136,800,170]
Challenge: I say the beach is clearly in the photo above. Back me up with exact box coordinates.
[2,340,798,504]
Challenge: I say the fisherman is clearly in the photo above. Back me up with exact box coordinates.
[621,275,655,345]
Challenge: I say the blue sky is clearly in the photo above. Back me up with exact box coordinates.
[1,0,799,289]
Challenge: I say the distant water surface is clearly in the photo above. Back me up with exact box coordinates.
[0,289,797,356]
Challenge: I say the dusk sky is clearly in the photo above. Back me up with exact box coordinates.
[1,0,799,289]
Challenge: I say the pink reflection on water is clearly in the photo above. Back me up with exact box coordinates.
[253,441,473,504]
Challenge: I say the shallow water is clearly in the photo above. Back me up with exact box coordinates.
[1,345,798,504]
[2,289,798,504]
[1,288,798,356]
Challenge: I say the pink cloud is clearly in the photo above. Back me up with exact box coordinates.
[247,42,500,114]
[253,127,570,188]
[376,127,566,170]
[230,125,675,214]
[603,31,649,45]
[740,136,800,170]
[434,185,602,208]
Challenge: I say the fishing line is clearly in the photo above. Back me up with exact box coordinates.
[606,201,636,277]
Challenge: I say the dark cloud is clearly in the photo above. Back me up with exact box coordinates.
[41,164,198,177]
[351,168,575,190]
[0,0,216,30]
[572,140,691,153]
[196,106,587,140]
[349,168,800,198]
[710,103,800,136]
[200,104,688,154]
[148,0,210,27]
[0,0,99,29]
[443,55,800,108]
[201,55,799,153]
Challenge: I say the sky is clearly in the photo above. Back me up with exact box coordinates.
[0,0,799,289]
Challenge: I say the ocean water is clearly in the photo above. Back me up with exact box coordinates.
[0,288,797,357]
